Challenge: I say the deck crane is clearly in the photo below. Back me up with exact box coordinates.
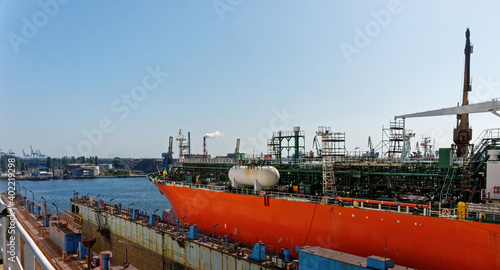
[453,28,474,157]
[395,29,500,157]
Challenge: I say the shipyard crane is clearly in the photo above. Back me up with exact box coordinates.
[37,149,46,158]
[395,29,496,157]
[367,136,375,158]
[312,136,322,157]
[22,150,30,159]
[30,145,37,159]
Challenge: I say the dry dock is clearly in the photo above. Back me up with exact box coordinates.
[71,197,281,270]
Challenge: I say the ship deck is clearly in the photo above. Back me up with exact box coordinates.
[149,174,500,224]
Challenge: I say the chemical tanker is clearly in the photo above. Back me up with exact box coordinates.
[148,160,500,270]
[148,29,500,269]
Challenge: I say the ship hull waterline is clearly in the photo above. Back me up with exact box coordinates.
[154,182,499,270]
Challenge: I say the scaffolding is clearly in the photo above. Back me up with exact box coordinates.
[267,127,305,162]
[380,120,411,160]
[332,132,346,158]
[316,126,336,196]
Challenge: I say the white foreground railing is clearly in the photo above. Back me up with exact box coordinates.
[0,198,55,270]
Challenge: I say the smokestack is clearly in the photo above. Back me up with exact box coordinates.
[203,136,207,157]
[203,131,222,158]
[188,132,191,155]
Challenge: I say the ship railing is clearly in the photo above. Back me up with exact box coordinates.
[466,203,500,222]
[429,207,457,218]
[334,199,429,216]
[153,178,435,215]
[181,158,236,164]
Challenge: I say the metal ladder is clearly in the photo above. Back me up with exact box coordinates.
[440,167,456,202]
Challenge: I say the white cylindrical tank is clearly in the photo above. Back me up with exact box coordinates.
[489,150,500,161]
[228,166,280,187]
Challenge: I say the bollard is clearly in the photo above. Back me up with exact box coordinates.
[99,251,112,270]
[34,204,42,218]
[29,201,35,213]
[44,215,50,227]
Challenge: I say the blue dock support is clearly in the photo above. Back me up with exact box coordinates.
[131,209,139,221]
[34,204,42,218]
[44,215,50,227]
[248,242,266,261]
[21,195,27,206]
[186,225,199,240]
[284,248,291,262]
[77,242,88,259]
[224,234,228,247]
[118,203,122,215]
[148,214,157,226]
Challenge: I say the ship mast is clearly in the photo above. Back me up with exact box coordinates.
[453,28,473,157]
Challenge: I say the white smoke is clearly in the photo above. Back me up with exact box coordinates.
[204,131,222,139]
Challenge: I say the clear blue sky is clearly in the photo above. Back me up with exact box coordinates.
[2,1,500,158]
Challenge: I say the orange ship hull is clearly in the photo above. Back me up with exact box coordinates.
[155,183,500,269]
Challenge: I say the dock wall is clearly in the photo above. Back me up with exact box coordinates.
[72,200,274,270]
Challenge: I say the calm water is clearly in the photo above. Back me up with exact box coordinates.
[0,177,171,215]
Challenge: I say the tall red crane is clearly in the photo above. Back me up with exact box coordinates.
[453,28,473,157]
